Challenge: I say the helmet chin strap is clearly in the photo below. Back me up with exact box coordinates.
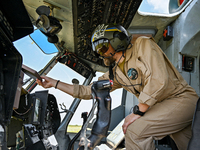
[108,50,124,81]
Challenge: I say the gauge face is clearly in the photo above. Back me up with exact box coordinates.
[33,98,40,123]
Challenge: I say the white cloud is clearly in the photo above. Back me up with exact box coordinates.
[147,0,169,13]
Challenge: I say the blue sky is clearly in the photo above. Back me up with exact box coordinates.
[14,0,170,125]
[139,0,169,14]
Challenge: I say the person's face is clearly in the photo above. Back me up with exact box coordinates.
[102,44,116,66]
[93,39,116,66]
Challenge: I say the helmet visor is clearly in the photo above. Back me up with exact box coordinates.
[92,39,109,55]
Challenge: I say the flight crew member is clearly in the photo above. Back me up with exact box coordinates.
[36,24,199,150]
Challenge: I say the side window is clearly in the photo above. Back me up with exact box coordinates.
[138,0,190,14]
[169,0,190,13]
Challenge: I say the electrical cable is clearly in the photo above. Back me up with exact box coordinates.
[111,46,142,94]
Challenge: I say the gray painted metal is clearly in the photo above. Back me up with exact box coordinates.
[159,0,200,96]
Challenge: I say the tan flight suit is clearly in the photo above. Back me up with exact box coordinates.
[73,36,199,150]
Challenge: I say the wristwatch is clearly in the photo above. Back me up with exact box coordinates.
[133,105,145,116]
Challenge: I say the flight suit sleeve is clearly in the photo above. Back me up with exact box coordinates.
[73,84,93,99]
[136,37,173,107]
[73,71,122,99]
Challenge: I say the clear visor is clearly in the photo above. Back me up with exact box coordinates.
[92,39,109,55]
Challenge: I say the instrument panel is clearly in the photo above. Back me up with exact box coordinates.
[73,0,142,66]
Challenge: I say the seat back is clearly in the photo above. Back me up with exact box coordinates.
[187,98,200,150]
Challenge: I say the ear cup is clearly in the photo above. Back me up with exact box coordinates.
[113,31,127,40]
[112,31,130,52]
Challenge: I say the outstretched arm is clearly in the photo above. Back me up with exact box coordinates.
[36,76,74,96]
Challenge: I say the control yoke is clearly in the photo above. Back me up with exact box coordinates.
[78,80,113,150]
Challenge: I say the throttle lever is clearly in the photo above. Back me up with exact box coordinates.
[78,80,112,150]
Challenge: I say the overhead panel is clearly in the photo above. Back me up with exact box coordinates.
[72,0,143,66]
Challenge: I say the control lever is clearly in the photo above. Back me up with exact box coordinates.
[78,80,112,150]
[59,103,74,114]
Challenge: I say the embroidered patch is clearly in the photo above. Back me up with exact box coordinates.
[127,68,138,80]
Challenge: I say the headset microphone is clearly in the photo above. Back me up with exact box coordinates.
[110,52,117,57]
[99,52,117,59]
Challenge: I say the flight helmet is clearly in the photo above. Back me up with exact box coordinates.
[91,24,130,56]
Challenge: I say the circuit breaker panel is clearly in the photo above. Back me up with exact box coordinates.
[72,0,142,66]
